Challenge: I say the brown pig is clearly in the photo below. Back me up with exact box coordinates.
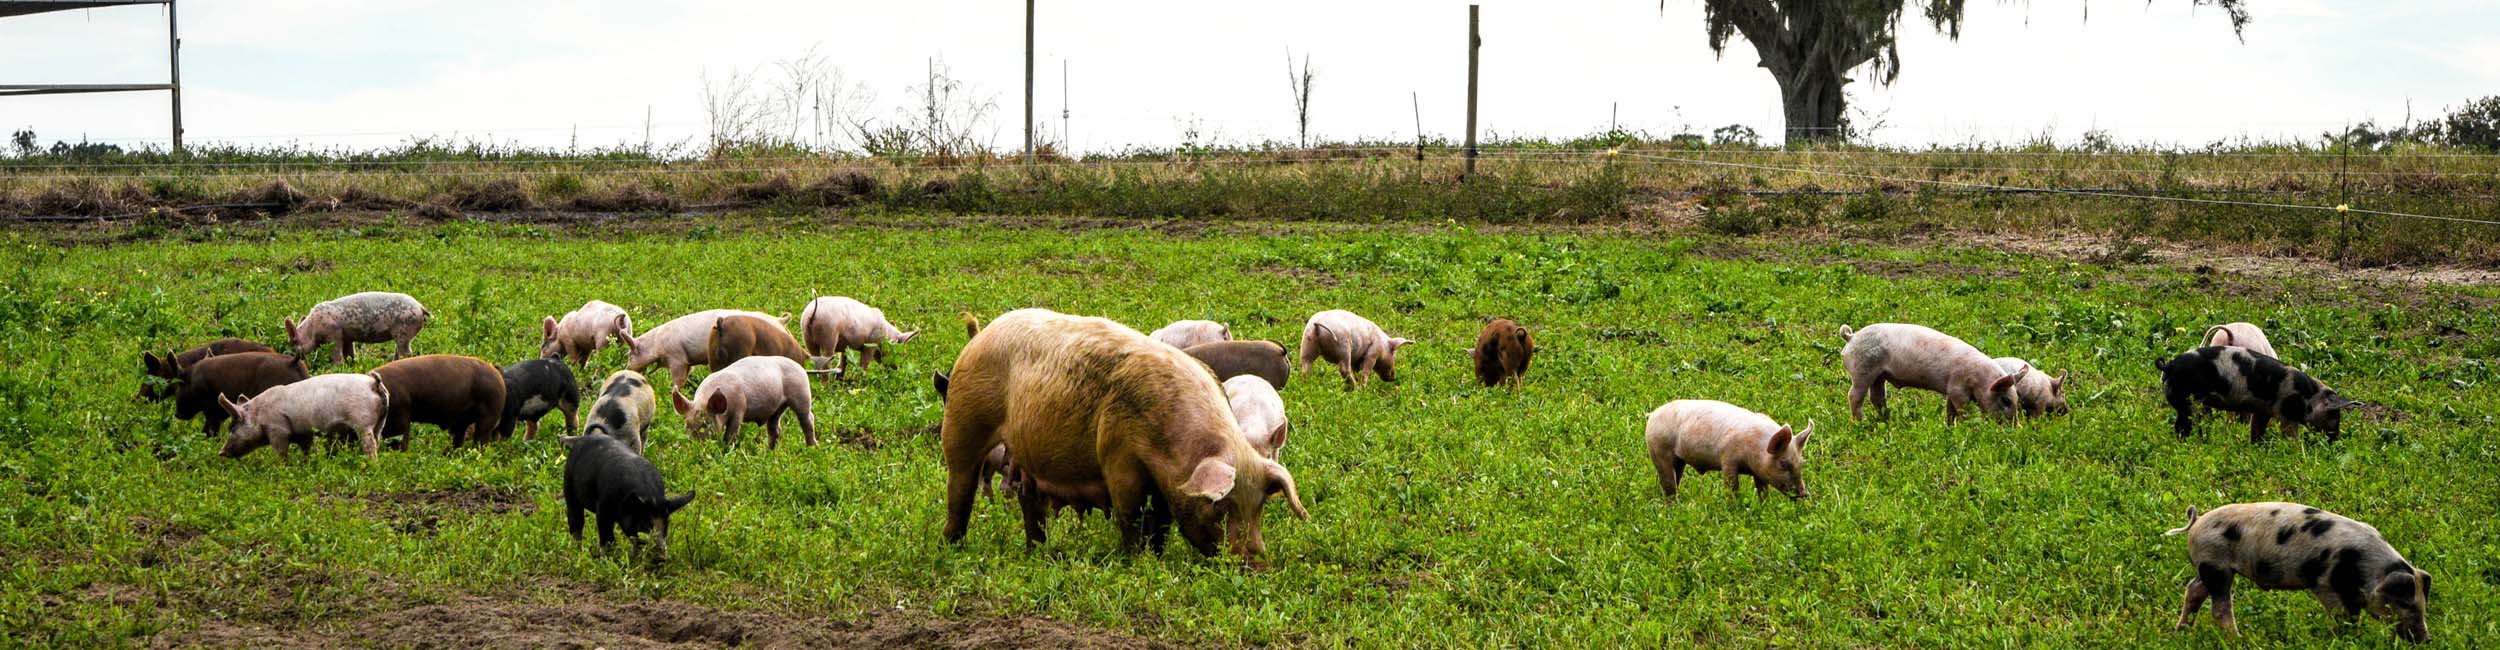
[1469,318,1534,389]
[218,372,391,460]
[139,337,274,402]
[370,354,507,448]
[1840,323,2025,424]
[542,300,632,369]
[1643,400,1814,500]
[1182,340,1291,389]
[1297,309,1413,389]
[798,296,920,376]
[707,314,820,372]
[2168,502,2430,643]
[940,308,1308,559]
[1151,320,1231,350]
[620,309,784,391]
[286,291,428,366]
[670,355,819,450]
[165,352,308,437]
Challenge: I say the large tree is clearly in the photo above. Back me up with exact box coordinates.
[1695,1,2250,143]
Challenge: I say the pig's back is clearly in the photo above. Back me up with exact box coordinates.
[2192,502,2397,588]
[1646,400,1772,456]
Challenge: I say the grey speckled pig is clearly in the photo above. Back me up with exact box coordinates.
[287,291,428,366]
[2168,502,2430,643]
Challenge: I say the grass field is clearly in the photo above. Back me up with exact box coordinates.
[2,216,2495,647]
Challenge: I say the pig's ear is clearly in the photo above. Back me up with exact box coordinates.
[1768,426,1795,454]
[1389,337,1414,350]
[142,352,164,374]
[541,316,557,340]
[1465,347,1479,360]
[282,317,299,340]
[705,392,729,414]
[932,372,950,398]
[661,491,696,514]
[1990,371,2021,395]
[669,390,693,415]
[1181,458,1237,502]
[1793,419,1815,449]
[217,393,245,417]
[1259,458,1310,520]
[896,329,920,344]
[2051,374,2067,396]
[2326,395,2361,411]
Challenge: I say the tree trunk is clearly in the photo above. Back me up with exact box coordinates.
[1777,64,1849,144]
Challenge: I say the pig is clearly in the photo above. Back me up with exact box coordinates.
[494,359,580,441]
[1992,357,2070,419]
[541,300,632,370]
[2204,322,2279,360]
[560,433,695,561]
[139,337,275,402]
[1469,318,1535,389]
[285,291,428,366]
[369,354,507,448]
[960,311,983,339]
[1297,310,1413,389]
[218,372,391,460]
[1182,340,1291,389]
[1839,323,2025,424]
[670,355,819,450]
[619,309,786,391]
[940,308,1308,559]
[2166,502,2430,643]
[1151,320,1231,350]
[2156,346,2359,443]
[798,296,920,377]
[1643,399,1814,500]
[583,370,657,454]
[707,313,821,372]
[156,352,308,437]
[1223,375,1289,459]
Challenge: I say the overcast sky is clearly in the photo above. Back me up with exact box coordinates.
[1,0,2492,154]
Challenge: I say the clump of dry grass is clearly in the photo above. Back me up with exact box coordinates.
[442,180,536,212]
[336,187,417,211]
[729,174,801,204]
[566,184,682,213]
[27,179,146,217]
[807,171,883,206]
[412,203,464,222]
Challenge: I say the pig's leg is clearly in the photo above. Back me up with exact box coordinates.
[270,432,290,462]
[561,401,579,437]
[2168,391,2198,438]
[526,418,539,440]
[795,403,819,447]
[595,509,619,551]
[354,422,378,459]
[1017,484,1051,548]
[2200,564,2237,633]
[1650,453,1683,499]
[341,341,356,363]
[566,505,585,541]
[2176,577,2210,630]
[1944,392,1966,425]
[726,411,748,450]
[1296,335,1318,373]
[1106,470,1151,553]
[1723,469,1742,496]
[2247,414,2271,444]
[765,411,784,450]
[203,412,228,438]
[1847,380,1868,421]
[1868,380,1891,419]
[940,408,1001,546]
[667,361,691,395]
[394,336,412,359]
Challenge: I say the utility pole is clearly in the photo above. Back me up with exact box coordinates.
[1061,59,1070,156]
[168,0,183,154]
[1024,0,1036,161]
[1463,4,1480,178]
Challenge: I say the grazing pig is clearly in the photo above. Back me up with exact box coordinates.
[286,291,428,365]
[1469,318,1535,389]
[798,296,920,376]
[370,354,507,448]
[1223,375,1289,459]
[2166,502,2430,643]
[166,352,308,437]
[941,308,1308,559]
[1297,310,1413,389]
[218,373,390,460]
[2156,346,2358,442]
[583,370,657,454]
[2203,322,2279,359]
[541,300,632,369]
[1151,320,1231,350]
[1182,340,1291,389]
[1643,400,1814,500]
[561,433,695,560]
[707,313,819,371]
[1992,357,2070,419]
[1840,323,2025,424]
[495,359,580,441]
[620,309,785,391]
[670,355,819,450]
[139,337,275,401]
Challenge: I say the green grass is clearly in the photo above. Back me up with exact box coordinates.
[2,218,2496,647]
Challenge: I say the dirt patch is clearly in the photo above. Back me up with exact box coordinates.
[1955,230,2500,288]
[347,486,537,536]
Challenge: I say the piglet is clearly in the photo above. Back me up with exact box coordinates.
[561,433,695,561]
[2167,502,2430,643]
[709,313,822,372]
[1840,323,2024,424]
[671,355,820,450]
[583,370,657,454]
[1992,357,2069,419]
[1298,309,1413,388]
[219,372,391,460]
[1151,320,1231,350]
[2156,346,2357,442]
[159,351,307,437]
[1223,375,1290,459]
[1643,399,1813,500]
[286,291,428,366]
[139,337,274,402]
[1183,340,1291,389]
[799,296,919,376]
[1469,318,1535,389]
[621,309,784,391]
[496,358,580,440]
[2203,322,2279,359]
[542,300,632,369]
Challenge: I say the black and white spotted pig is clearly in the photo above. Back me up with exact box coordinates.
[495,358,580,441]
[2155,346,2359,443]
[2166,502,2430,643]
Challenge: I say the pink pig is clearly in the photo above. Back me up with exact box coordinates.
[621,309,784,391]
[285,291,428,365]
[1644,399,1814,500]
[2203,322,2279,359]
[1840,323,2025,424]
[1297,309,1413,388]
[798,296,919,376]
[1222,375,1289,459]
[542,300,633,369]
[1151,320,1231,350]
[218,372,391,461]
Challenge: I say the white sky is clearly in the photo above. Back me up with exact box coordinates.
[1,0,2493,154]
